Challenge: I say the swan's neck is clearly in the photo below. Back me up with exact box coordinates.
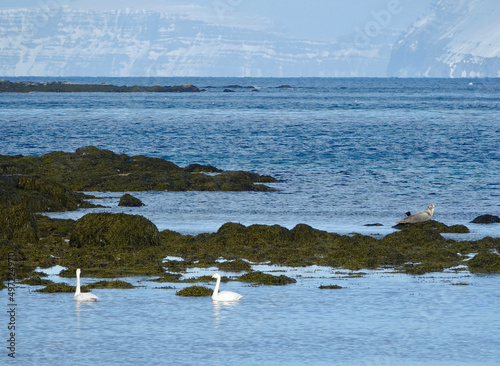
[75,272,81,296]
[213,277,221,297]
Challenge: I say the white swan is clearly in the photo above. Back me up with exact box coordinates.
[73,268,98,302]
[397,203,435,224]
[212,273,242,301]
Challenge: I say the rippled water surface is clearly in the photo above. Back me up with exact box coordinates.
[1,77,500,365]
[15,266,500,366]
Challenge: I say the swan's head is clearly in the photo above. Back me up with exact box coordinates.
[212,273,221,279]
[76,268,81,275]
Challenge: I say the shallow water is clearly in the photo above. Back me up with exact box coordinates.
[1,77,500,365]
[14,266,500,366]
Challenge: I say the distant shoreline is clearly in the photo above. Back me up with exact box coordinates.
[0,79,200,93]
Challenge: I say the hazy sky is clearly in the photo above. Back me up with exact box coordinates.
[2,0,434,42]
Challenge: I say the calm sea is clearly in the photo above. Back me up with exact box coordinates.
[1,77,499,365]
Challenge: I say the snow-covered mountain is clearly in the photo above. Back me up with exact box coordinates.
[3,2,498,78]
[388,0,500,77]
[0,7,393,77]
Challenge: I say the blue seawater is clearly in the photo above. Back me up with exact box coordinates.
[1,78,500,366]
[1,77,499,236]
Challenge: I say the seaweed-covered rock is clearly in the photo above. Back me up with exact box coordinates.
[176,286,212,297]
[393,220,469,233]
[238,271,296,285]
[448,236,500,255]
[319,285,342,289]
[158,221,487,275]
[36,216,75,238]
[401,263,444,275]
[217,259,252,272]
[0,205,38,243]
[151,273,183,282]
[36,283,78,293]
[467,252,500,273]
[471,215,500,224]
[0,147,277,192]
[183,164,223,173]
[118,194,144,207]
[0,175,97,213]
[19,277,53,286]
[70,212,161,249]
[86,280,135,289]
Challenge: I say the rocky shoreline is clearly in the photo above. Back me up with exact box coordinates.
[1,147,499,292]
[0,79,200,93]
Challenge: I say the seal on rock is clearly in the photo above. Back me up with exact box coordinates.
[397,204,435,224]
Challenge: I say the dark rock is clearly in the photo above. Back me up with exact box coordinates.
[277,85,292,88]
[118,193,144,207]
[223,89,235,92]
[0,79,200,93]
[471,214,500,224]
[364,223,383,227]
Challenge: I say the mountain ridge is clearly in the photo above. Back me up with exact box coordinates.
[388,0,500,77]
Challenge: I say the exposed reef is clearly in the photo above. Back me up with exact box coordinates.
[1,147,499,286]
[1,216,500,286]
[471,214,500,224]
[393,220,470,233]
[0,146,277,283]
[0,79,200,93]
[0,146,277,192]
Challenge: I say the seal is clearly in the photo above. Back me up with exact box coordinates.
[397,203,435,224]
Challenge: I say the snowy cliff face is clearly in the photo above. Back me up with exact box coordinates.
[0,7,392,77]
[388,0,500,77]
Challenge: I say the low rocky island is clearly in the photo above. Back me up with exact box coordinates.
[0,79,200,93]
[1,147,499,288]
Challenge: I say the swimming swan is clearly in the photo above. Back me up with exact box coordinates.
[73,268,98,302]
[212,273,242,301]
